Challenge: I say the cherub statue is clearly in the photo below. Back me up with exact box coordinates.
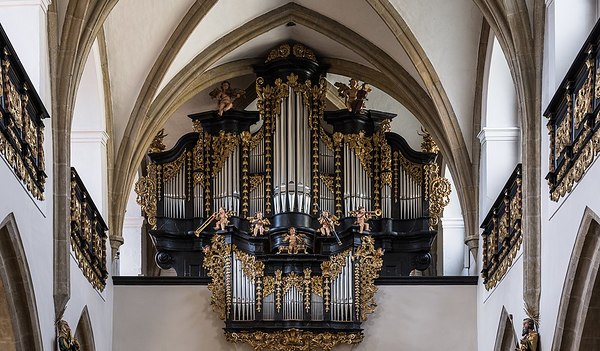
[517,318,539,351]
[209,81,245,116]
[318,210,339,237]
[334,78,372,113]
[213,207,230,231]
[278,227,307,254]
[249,211,270,236]
[354,206,372,234]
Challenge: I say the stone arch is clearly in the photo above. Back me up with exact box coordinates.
[74,306,96,351]
[0,213,43,351]
[551,207,600,351]
[111,2,473,254]
[493,306,518,351]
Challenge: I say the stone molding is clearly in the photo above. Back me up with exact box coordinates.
[0,0,51,12]
[477,127,520,143]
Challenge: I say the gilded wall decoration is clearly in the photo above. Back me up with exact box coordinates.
[225,329,363,351]
[481,165,522,290]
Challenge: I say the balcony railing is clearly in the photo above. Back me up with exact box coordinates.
[0,24,49,200]
[545,19,600,201]
[70,167,108,291]
[481,164,522,290]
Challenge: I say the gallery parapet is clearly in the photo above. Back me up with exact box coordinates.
[481,164,522,290]
[70,167,109,291]
[545,17,600,201]
[0,23,49,200]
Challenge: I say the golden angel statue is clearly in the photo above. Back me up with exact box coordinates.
[334,78,372,113]
[209,81,246,116]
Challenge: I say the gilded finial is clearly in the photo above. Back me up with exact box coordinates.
[148,129,167,153]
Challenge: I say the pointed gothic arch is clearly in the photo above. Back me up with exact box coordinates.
[0,213,43,351]
[493,306,518,351]
[551,207,600,350]
[74,306,96,351]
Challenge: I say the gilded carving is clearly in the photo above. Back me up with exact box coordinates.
[428,176,451,228]
[135,163,158,228]
[162,152,186,181]
[70,170,108,291]
[225,329,363,351]
[334,78,372,113]
[0,55,46,200]
[202,235,232,319]
[249,174,264,193]
[345,131,373,176]
[482,167,522,290]
[573,60,593,128]
[419,128,439,154]
[148,129,167,153]
[212,131,239,174]
[265,43,317,63]
[354,236,384,321]
[319,174,335,194]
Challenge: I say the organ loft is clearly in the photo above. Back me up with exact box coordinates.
[135,42,451,350]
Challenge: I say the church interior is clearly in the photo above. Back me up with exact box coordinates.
[0,0,599,350]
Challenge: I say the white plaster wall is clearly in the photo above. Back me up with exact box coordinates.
[0,3,54,349]
[119,179,144,276]
[390,0,483,159]
[538,4,600,342]
[71,41,109,216]
[441,168,469,276]
[551,0,598,91]
[113,284,476,351]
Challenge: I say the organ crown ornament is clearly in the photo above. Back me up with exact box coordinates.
[134,42,451,351]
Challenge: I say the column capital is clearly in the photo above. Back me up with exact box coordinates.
[477,127,520,143]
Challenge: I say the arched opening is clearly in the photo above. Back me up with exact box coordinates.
[74,306,96,351]
[552,207,600,350]
[493,306,517,351]
[0,214,43,351]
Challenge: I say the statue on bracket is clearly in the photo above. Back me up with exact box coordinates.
[351,207,381,234]
[56,320,80,351]
[278,227,307,254]
[213,207,231,231]
[334,78,372,113]
[249,211,270,236]
[209,81,246,116]
[517,318,539,351]
[318,210,338,237]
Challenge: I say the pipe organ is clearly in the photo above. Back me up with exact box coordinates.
[135,42,451,351]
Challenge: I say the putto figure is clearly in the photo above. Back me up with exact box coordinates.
[278,227,307,254]
[213,207,230,231]
[354,207,372,234]
[517,318,539,351]
[334,78,372,113]
[249,211,270,236]
[318,210,338,237]
[209,81,245,116]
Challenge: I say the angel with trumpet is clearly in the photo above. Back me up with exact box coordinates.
[351,207,381,234]
[249,211,270,236]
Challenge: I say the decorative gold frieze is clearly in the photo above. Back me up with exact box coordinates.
[265,43,317,63]
[481,165,522,290]
[225,329,363,351]
[0,50,47,200]
[574,59,593,128]
[70,168,108,291]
